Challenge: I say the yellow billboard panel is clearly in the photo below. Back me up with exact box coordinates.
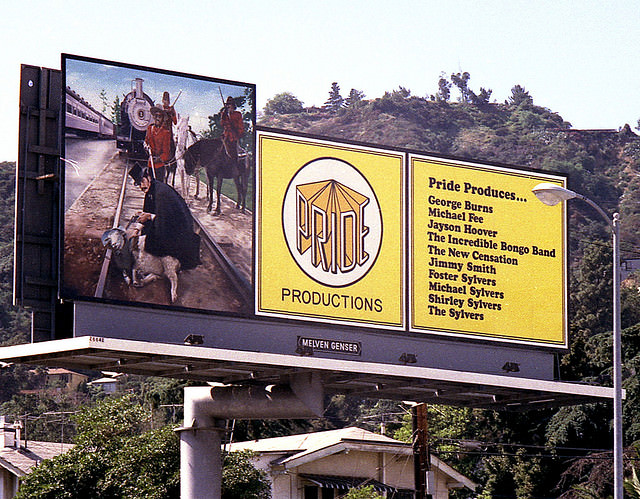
[410,155,568,346]
[256,131,405,329]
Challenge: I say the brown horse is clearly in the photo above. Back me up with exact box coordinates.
[183,138,247,215]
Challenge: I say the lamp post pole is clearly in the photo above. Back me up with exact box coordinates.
[532,183,623,499]
[612,212,623,499]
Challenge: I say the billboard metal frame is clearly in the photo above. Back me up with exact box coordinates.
[0,336,615,410]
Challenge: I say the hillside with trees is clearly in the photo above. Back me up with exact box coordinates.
[261,77,640,261]
[260,76,640,498]
[3,69,640,496]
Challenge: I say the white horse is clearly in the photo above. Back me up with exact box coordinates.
[175,116,200,201]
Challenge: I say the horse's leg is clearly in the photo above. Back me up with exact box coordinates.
[194,168,201,199]
[241,173,247,212]
[233,174,243,211]
[179,166,188,201]
[242,154,250,212]
[206,171,213,212]
[215,176,223,215]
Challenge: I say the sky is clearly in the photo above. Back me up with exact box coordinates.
[65,56,252,134]
[1,0,639,161]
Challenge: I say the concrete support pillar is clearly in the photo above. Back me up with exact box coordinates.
[178,415,225,499]
[178,373,323,499]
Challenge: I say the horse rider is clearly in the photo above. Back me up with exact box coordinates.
[162,91,178,164]
[144,106,172,182]
[220,96,244,162]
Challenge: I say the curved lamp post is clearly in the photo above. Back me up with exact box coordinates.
[532,182,623,499]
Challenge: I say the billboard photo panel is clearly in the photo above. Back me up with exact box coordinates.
[409,154,568,347]
[61,54,255,315]
[256,131,406,330]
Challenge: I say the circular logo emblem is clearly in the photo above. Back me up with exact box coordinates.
[282,158,382,287]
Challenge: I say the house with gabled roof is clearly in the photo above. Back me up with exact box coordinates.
[228,426,477,498]
[0,417,73,499]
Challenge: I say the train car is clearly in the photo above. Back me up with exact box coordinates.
[99,115,114,137]
[65,87,114,138]
[116,78,154,159]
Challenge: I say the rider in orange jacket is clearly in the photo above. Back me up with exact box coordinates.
[144,107,172,182]
[220,96,244,161]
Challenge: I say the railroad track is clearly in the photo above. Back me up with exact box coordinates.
[93,155,252,312]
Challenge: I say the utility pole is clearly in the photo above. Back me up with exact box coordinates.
[413,403,432,499]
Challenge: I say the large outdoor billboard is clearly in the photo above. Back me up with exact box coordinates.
[10,60,603,409]
[255,131,568,348]
[61,54,255,314]
[56,53,566,350]
[409,154,568,346]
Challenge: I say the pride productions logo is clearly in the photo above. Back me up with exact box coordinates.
[282,158,382,287]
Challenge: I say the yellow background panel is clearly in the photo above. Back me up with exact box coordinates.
[257,133,405,329]
[410,156,567,345]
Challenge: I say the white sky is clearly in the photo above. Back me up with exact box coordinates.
[1,0,639,161]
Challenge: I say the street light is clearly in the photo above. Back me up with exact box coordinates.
[532,182,623,499]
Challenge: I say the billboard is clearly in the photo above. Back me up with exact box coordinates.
[409,154,567,346]
[256,131,567,348]
[10,62,605,408]
[61,55,255,314]
[256,131,405,329]
[54,54,566,350]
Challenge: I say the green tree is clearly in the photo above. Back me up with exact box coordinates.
[99,89,108,114]
[625,467,640,498]
[222,451,271,499]
[17,394,275,498]
[111,95,121,127]
[451,71,472,103]
[507,84,533,107]
[570,484,606,498]
[263,92,304,115]
[339,485,384,498]
[563,242,614,380]
[324,82,344,112]
[16,395,178,499]
[73,393,149,450]
[434,73,451,102]
[471,87,492,106]
[0,162,30,347]
[345,88,366,109]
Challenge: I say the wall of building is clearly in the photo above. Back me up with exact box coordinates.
[0,467,18,499]
[248,447,470,498]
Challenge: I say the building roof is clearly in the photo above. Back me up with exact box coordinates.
[87,377,119,385]
[46,367,86,377]
[229,426,477,491]
[0,441,74,477]
[229,426,404,455]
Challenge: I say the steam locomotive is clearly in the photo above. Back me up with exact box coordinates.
[116,78,155,158]
[65,87,114,138]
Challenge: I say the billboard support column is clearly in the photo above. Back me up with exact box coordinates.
[177,376,324,498]
[177,411,225,499]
